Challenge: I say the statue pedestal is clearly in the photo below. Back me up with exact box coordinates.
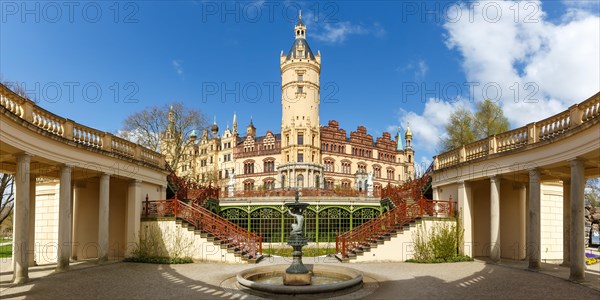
[228,184,234,197]
[283,193,311,286]
[283,272,312,286]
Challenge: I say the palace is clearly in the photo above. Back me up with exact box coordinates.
[162,13,415,196]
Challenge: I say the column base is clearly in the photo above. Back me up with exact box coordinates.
[568,273,585,283]
[528,262,540,271]
[56,259,70,272]
[12,275,28,284]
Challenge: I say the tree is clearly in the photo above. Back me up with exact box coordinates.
[0,174,14,225]
[441,99,509,151]
[473,99,510,138]
[586,178,600,207]
[441,107,476,151]
[117,102,207,171]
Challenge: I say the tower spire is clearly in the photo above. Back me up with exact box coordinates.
[295,9,306,39]
[232,112,238,134]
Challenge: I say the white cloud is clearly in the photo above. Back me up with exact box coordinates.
[399,59,429,79]
[396,98,470,155]
[172,60,184,76]
[303,12,385,44]
[443,0,599,127]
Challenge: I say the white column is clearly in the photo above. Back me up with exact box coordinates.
[518,183,527,260]
[528,168,541,270]
[71,183,80,260]
[125,179,142,257]
[275,169,281,189]
[320,172,325,188]
[292,169,296,189]
[13,153,31,284]
[457,181,472,257]
[490,176,501,262]
[569,159,585,282]
[98,173,110,262]
[432,187,439,200]
[561,179,571,267]
[28,176,37,266]
[56,164,72,272]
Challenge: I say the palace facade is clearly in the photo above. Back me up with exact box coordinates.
[161,13,415,196]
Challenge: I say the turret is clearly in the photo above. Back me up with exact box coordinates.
[247,118,256,137]
[211,116,219,138]
[280,10,321,164]
[405,126,413,150]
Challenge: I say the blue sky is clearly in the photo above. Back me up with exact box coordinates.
[2,1,599,169]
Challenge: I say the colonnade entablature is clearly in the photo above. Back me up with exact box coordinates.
[433,92,599,184]
[0,83,166,179]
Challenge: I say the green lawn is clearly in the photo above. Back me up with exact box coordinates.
[262,247,336,257]
[0,243,12,258]
[0,237,12,243]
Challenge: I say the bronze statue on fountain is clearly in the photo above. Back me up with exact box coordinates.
[283,190,311,285]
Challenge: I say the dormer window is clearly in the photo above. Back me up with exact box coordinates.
[298,74,303,82]
[297,86,304,94]
[297,50,304,57]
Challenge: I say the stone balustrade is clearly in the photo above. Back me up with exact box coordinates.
[434,92,600,170]
[0,83,165,169]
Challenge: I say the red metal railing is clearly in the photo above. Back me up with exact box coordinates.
[336,162,455,258]
[336,197,453,258]
[144,198,262,259]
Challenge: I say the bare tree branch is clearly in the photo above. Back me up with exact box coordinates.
[116,102,207,171]
[0,173,15,225]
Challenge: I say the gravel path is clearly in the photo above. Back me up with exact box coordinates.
[0,257,598,299]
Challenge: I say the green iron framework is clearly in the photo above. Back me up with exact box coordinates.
[220,205,381,243]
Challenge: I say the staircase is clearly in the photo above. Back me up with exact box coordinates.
[143,198,262,263]
[336,163,453,262]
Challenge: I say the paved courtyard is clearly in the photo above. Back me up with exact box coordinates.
[0,256,598,299]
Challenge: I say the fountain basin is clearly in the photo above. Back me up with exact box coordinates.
[237,264,363,294]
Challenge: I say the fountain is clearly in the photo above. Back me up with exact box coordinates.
[236,191,364,295]
[283,192,311,285]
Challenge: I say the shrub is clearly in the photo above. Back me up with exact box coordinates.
[129,222,194,264]
[410,214,470,263]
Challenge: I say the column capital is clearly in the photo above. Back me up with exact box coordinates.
[130,179,142,186]
[15,152,33,159]
[489,175,500,182]
[528,168,541,177]
[568,157,586,167]
[457,180,470,188]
